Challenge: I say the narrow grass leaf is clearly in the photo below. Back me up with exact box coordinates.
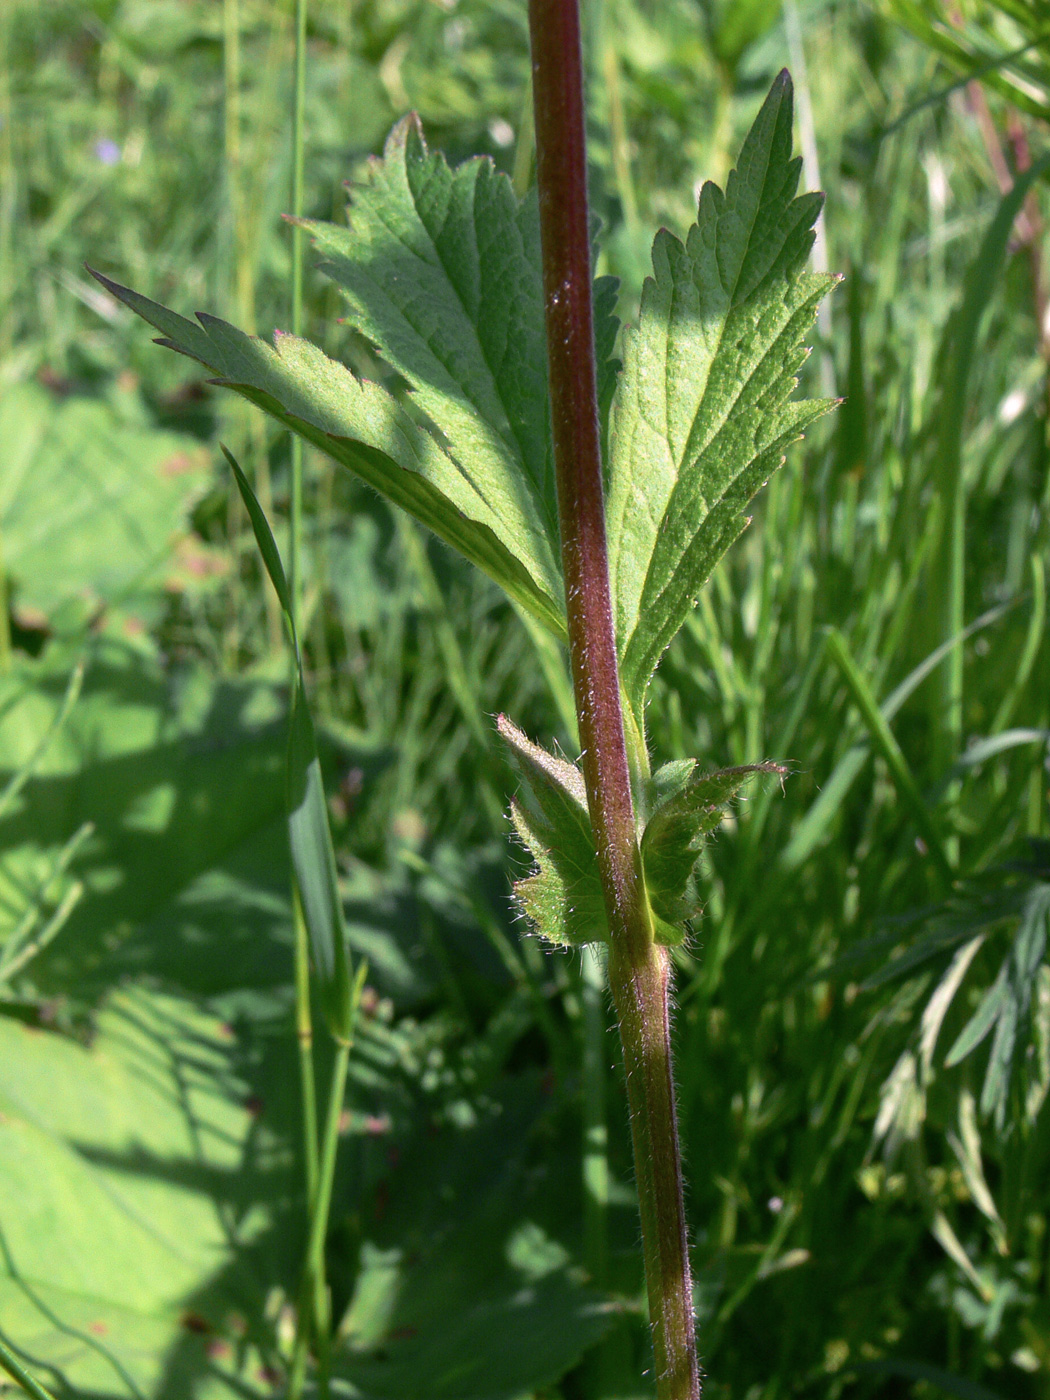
[918,935,985,1082]
[945,883,1050,1127]
[931,153,1050,754]
[992,555,1045,733]
[881,0,1050,123]
[946,1089,1006,1246]
[949,729,1050,776]
[0,1332,59,1400]
[0,660,83,823]
[780,601,1015,871]
[224,448,355,1041]
[825,628,954,889]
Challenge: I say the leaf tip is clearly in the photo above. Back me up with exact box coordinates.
[84,263,113,291]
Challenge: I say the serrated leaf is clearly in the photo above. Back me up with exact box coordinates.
[304,117,557,536]
[594,273,622,464]
[88,271,566,640]
[641,761,784,936]
[495,716,607,947]
[605,71,837,726]
[91,117,633,646]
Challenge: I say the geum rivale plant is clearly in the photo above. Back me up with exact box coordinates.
[91,4,836,1391]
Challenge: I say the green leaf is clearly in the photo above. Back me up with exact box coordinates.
[699,0,783,71]
[879,0,1050,125]
[605,70,837,727]
[0,985,287,1400]
[334,1074,612,1399]
[593,273,622,465]
[495,716,607,947]
[0,642,294,1006]
[0,382,207,631]
[641,761,784,940]
[224,449,355,1042]
[88,269,566,640]
[944,882,1050,1128]
[303,117,558,545]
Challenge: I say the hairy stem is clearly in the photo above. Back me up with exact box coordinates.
[526,1,698,1394]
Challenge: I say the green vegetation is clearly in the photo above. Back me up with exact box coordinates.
[1,2,1049,1398]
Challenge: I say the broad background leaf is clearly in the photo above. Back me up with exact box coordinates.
[0,383,208,633]
[0,985,289,1400]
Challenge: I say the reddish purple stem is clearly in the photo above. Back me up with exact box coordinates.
[526,3,700,1395]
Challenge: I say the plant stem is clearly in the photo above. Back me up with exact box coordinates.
[293,891,320,1238]
[288,1037,351,1400]
[0,1336,58,1400]
[290,0,307,637]
[526,3,698,1395]
[286,8,324,1394]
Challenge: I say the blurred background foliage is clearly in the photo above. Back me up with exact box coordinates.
[1,1,1050,1398]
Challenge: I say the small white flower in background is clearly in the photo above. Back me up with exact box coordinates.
[488,117,515,149]
[998,387,1028,425]
[767,1195,784,1214]
[94,138,121,166]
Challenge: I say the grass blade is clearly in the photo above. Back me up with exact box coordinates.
[825,628,955,889]
[780,604,1013,871]
[932,154,1050,766]
[223,445,355,1042]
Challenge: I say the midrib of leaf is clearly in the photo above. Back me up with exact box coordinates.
[630,290,828,613]
[408,149,548,492]
[655,136,772,488]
